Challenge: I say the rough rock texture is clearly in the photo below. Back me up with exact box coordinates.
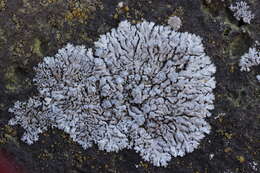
[0,0,259,173]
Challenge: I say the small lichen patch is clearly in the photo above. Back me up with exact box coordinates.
[167,16,182,31]
[64,0,101,24]
[0,0,6,11]
[224,147,232,153]
[32,38,43,57]
[224,132,233,139]
[236,156,245,163]
[65,7,89,23]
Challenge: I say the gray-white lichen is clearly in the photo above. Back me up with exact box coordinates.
[9,44,104,148]
[229,1,255,24]
[9,20,216,167]
[239,46,260,82]
[167,16,182,31]
[257,75,260,82]
[9,97,49,144]
[95,21,216,166]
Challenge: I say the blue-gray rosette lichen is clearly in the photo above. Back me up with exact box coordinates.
[9,20,216,167]
[239,46,260,82]
[229,1,255,24]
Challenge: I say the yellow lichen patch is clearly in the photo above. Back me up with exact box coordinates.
[32,38,43,57]
[0,0,6,11]
[229,64,235,73]
[38,150,53,160]
[113,13,119,20]
[236,156,245,163]
[65,11,73,21]
[64,0,101,24]
[123,5,129,12]
[224,147,232,153]
[75,8,87,20]
[224,132,233,140]
[138,161,149,168]
[65,7,89,23]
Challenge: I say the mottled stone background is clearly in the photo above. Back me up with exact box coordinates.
[0,0,259,173]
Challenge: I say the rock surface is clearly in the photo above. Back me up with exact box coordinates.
[0,0,259,173]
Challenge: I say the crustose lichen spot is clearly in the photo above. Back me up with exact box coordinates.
[8,20,216,167]
[239,46,260,82]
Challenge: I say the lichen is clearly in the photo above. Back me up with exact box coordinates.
[8,20,216,167]
[239,46,260,82]
[0,0,6,11]
[64,0,101,24]
[240,47,260,72]
[167,16,182,31]
[94,21,216,166]
[229,1,255,24]
[32,38,43,57]
[65,7,89,23]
